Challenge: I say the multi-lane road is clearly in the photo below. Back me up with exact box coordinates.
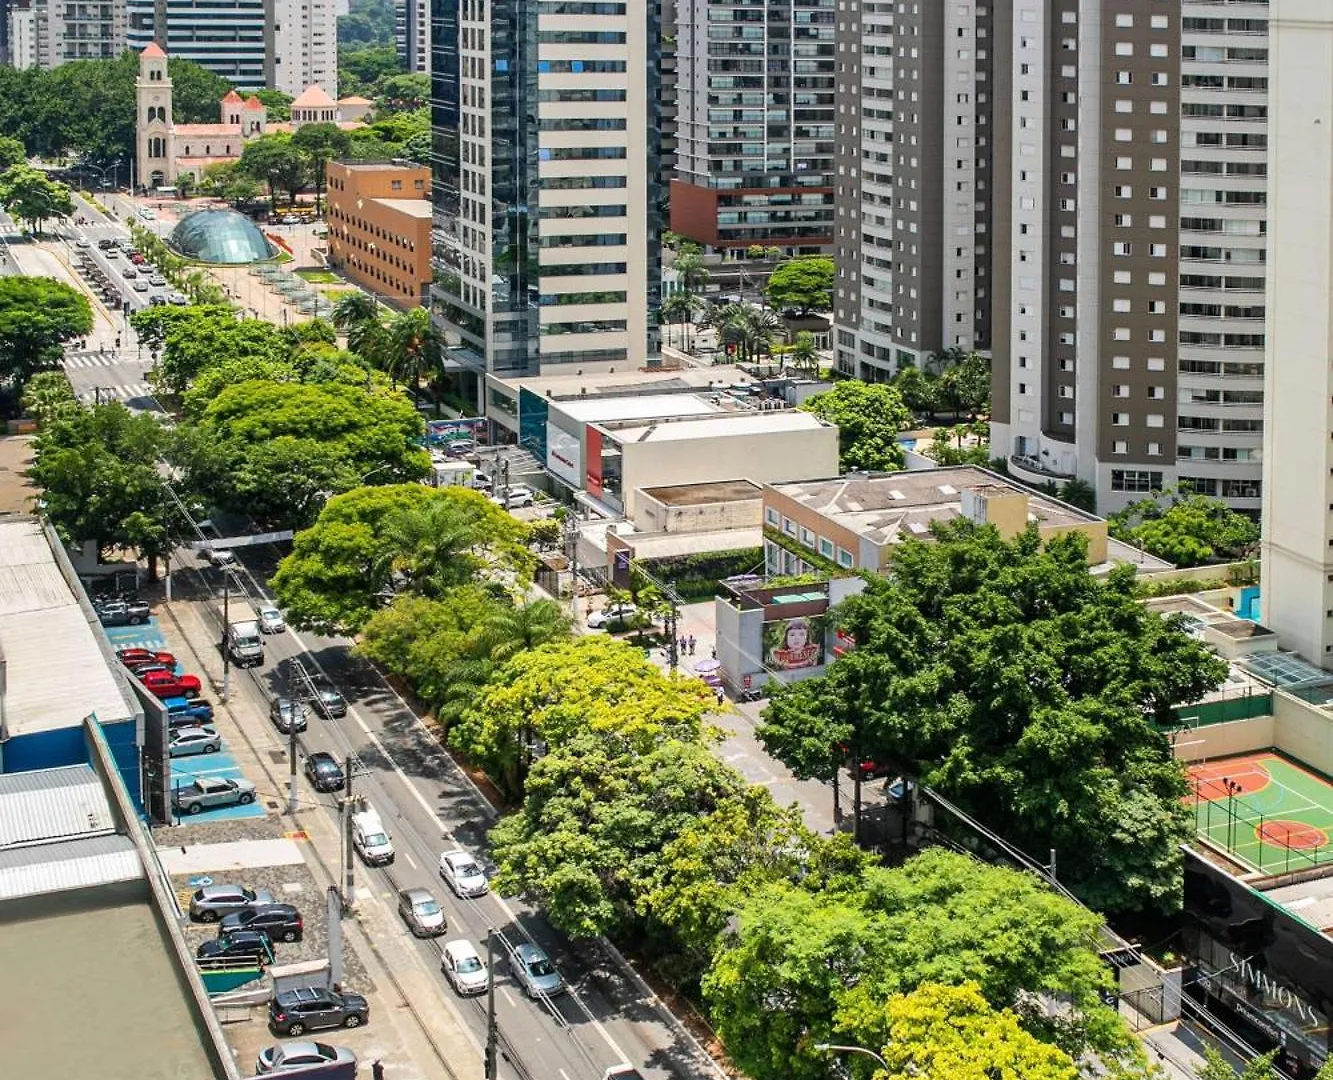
[178,540,723,1080]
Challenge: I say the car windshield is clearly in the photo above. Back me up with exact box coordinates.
[457,955,483,973]
[366,833,388,846]
[528,955,555,977]
[415,899,441,916]
[458,861,479,877]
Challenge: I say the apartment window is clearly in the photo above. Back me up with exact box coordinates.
[1113,384,1131,398]
[1058,385,1075,399]
[782,517,796,536]
[1113,299,1132,313]
[1114,185,1133,198]
[1112,413,1130,426]
[1113,242,1133,256]
[765,507,780,527]
[837,548,855,569]
[1112,356,1130,370]
[1113,440,1129,455]
[1059,411,1075,425]
[1116,72,1132,85]
[1117,156,1133,170]
[819,537,834,559]
[1115,43,1133,56]
[1112,470,1164,493]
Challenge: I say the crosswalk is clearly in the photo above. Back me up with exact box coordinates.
[75,382,154,404]
[64,351,137,369]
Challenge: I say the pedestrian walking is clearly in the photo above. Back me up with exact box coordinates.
[678,635,687,656]
[715,687,725,706]
[372,1062,385,1080]
[711,645,716,660]
[688,634,697,655]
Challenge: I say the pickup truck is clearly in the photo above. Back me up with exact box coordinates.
[96,599,151,626]
[163,696,215,724]
[173,776,256,814]
[139,669,202,700]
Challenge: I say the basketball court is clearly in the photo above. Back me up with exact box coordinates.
[1188,751,1333,875]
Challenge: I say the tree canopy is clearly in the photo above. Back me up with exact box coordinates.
[759,522,1228,914]
[1109,486,1259,568]
[765,257,834,315]
[147,308,286,396]
[0,276,92,387]
[0,164,74,232]
[800,380,912,472]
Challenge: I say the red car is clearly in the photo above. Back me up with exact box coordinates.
[117,648,177,672]
[139,669,202,699]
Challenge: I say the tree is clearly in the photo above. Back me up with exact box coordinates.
[1109,486,1259,568]
[239,133,309,209]
[333,291,385,359]
[271,484,524,632]
[152,311,287,395]
[293,123,352,215]
[701,849,1136,1080]
[254,89,294,122]
[20,369,76,426]
[1058,477,1097,514]
[452,635,716,798]
[375,72,431,111]
[130,303,230,352]
[0,276,92,386]
[165,58,235,124]
[891,365,941,418]
[717,302,781,364]
[672,244,710,297]
[381,306,438,393]
[0,136,25,171]
[29,402,195,579]
[188,380,429,527]
[800,380,912,472]
[783,331,821,377]
[401,130,432,165]
[0,164,73,233]
[338,44,402,95]
[874,982,1079,1080]
[937,350,990,421]
[765,257,834,315]
[1196,1048,1278,1080]
[758,523,1230,914]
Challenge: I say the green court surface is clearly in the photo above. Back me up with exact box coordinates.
[1188,752,1333,875]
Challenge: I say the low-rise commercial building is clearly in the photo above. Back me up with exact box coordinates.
[326,159,432,308]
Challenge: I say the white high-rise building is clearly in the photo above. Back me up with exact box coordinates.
[1260,0,1333,664]
[274,0,345,99]
[27,0,124,66]
[396,0,428,73]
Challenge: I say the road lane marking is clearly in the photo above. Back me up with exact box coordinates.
[502,988,518,1008]
[403,851,418,870]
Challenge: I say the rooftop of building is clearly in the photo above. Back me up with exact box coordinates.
[605,409,830,443]
[171,123,242,137]
[767,466,1101,545]
[374,197,433,218]
[0,518,135,737]
[331,158,431,173]
[338,95,373,105]
[641,478,765,506]
[489,365,758,400]
[556,391,722,425]
[290,83,336,109]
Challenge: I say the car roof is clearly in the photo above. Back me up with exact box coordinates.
[272,1040,322,1058]
[444,938,480,959]
[514,942,546,960]
[237,902,298,917]
[400,887,435,904]
[308,750,337,763]
[443,850,477,867]
[198,883,250,898]
[172,726,212,737]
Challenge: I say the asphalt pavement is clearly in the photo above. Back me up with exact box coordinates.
[167,540,725,1080]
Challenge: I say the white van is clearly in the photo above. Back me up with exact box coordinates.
[351,808,395,866]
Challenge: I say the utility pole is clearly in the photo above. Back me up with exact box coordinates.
[219,572,231,701]
[665,583,679,673]
[484,929,498,1080]
[286,660,300,817]
[563,511,580,616]
[342,754,356,914]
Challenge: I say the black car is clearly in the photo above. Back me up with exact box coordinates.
[219,903,304,943]
[197,928,273,965]
[309,686,347,720]
[304,751,345,792]
[269,986,369,1036]
[269,697,308,734]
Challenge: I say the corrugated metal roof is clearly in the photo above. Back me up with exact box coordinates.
[0,518,136,736]
[0,834,140,900]
[0,765,118,847]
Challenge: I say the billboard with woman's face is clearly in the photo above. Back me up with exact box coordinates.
[763,616,826,671]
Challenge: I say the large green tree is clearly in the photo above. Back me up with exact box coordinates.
[152,311,288,396]
[0,276,92,386]
[800,380,912,472]
[0,164,74,232]
[765,257,834,315]
[239,133,310,209]
[1110,486,1260,568]
[187,380,429,526]
[292,122,352,214]
[759,522,1228,914]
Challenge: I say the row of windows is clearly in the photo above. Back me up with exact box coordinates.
[764,509,855,567]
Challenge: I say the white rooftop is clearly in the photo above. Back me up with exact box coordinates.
[0,519,135,737]
[609,410,829,443]
[489,366,758,399]
[374,197,432,218]
[555,392,722,424]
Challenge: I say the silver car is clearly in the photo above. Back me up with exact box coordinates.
[397,887,446,937]
[255,1041,357,1075]
[510,941,566,998]
[189,883,275,922]
[169,725,221,757]
[439,850,488,898]
[441,938,488,996]
[258,606,285,634]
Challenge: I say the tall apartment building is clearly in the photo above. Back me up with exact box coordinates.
[27,0,124,65]
[659,0,678,190]
[396,0,429,72]
[6,0,37,68]
[1261,0,1333,663]
[835,1,1270,515]
[671,0,836,256]
[429,0,662,406]
[127,0,343,97]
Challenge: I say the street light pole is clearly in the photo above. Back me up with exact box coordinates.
[484,929,499,1080]
[813,1044,891,1072]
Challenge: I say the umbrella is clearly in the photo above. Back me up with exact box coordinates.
[694,658,721,674]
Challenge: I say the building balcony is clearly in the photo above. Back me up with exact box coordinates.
[1008,454,1074,485]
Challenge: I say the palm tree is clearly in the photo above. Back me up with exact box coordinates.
[383,307,440,395]
[717,302,781,364]
[786,331,821,377]
[375,496,490,596]
[673,244,710,297]
[660,291,694,350]
[333,292,387,368]
[481,598,571,665]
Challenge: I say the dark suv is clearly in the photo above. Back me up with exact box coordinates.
[269,986,369,1036]
[304,751,346,792]
[197,929,274,966]
[219,903,304,943]
[269,697,308,734]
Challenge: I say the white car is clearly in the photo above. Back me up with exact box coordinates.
[258,606,286,634]
[169,725,222,757]
[439,849,488,898]
[587,604,637,630]
[441,938,489,996]
[203,547,237,568]
[489,485,535,509]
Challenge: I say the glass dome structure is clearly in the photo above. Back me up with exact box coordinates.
[167,209,276,264]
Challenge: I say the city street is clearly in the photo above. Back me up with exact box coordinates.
[162,540,725,1080]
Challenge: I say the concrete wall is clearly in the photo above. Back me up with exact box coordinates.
[633,492,762,535]
[1172,715,1276,763]
[621,427,839,516]
[1273,692,1333,779]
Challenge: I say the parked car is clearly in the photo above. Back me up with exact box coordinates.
[439,850,488,898]
[268,987,369,1036]
[148,294,167,306]
[309,685,347,720]
[117,647,176,670]
[168,725,222,757]
[75,239,90,249]
[173,776,257,815]
[397,887,446,937]
[509,942,566,998]
[167,291,188,305]
[149,274,166,286]
[189,883,276,922]
[269,697,308,734]
[441,939,488,995]
[489,484,535,509]
[140,669,202,699]
[258,606,285,634]
[97,238,115,249]
[103,247,119,258]
[130,253,146,265]
[220,903,304,943]
[471,470,493,491]
[96,599,150,626]
[303,751,345,793]
[256,1042,357,1076]
[197,928,273,965]
[586,604,637,630]
[164,696,215,724]
[133,278,149,292]
[121,266,137,279]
